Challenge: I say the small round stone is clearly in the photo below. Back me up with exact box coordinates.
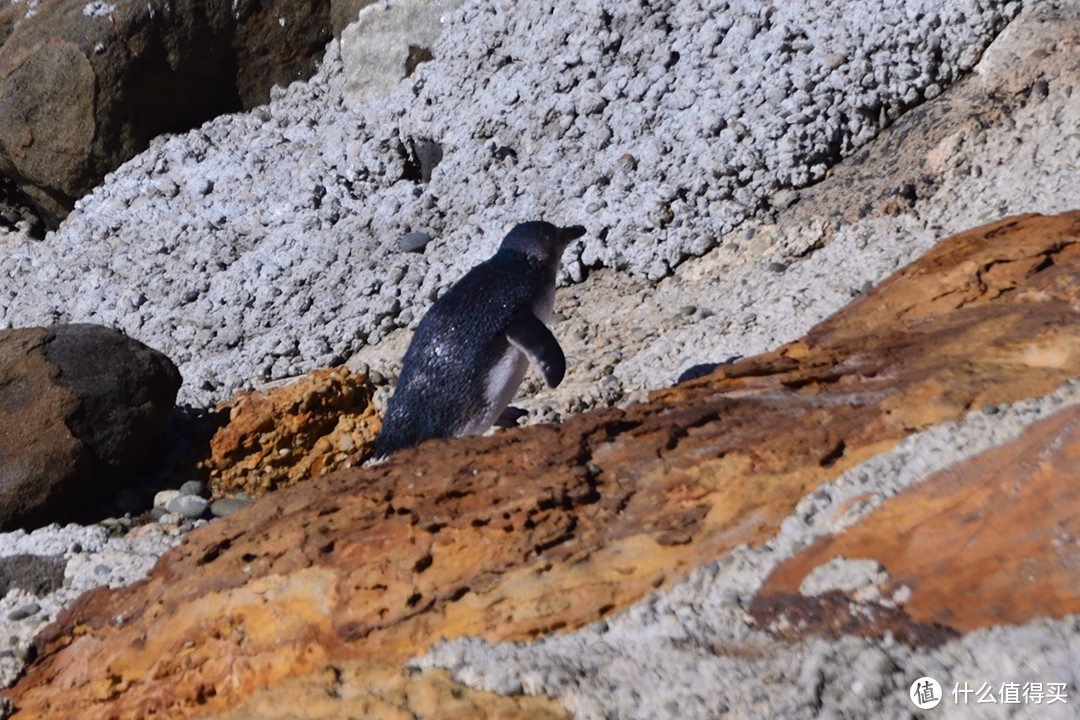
[167,494,210,519]
[157,512,183,525]
[210,497,252,518]
[7,603,40,622]
[154,489,181,510]
[179,480,210,498]
[398,232,432,253]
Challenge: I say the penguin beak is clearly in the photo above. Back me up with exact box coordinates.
[558,225,587,243]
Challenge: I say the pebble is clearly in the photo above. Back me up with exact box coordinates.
[823,52,847,69]
[157,512,184,525]
[100,516,133,533]
[210,497,252,518]
[398,232,432,253]
[7,604,40,622]
[179,480,210,498]
[154,489,181,509]
[167,495,210,519]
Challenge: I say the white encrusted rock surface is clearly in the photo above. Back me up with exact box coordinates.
[0,0,1017,406]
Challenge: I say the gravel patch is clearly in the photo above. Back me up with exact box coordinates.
[0,523,188,688]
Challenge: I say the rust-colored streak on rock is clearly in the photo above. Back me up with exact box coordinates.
[754,403,1080,640]
[750,591,960,647]
[10,213,1080,718]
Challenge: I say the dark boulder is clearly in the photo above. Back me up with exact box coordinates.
[0,325,181,529]
[0,0,336,226]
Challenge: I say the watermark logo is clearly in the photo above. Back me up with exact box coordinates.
[911,677,943,710]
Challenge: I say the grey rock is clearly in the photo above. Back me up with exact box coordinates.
[0,554,65,597]
[331,0,378,38]
[178,480,210,498]
[167,494,209,519]
[209,496,252,518]
[7,603,40,622]
[398,231,433,253]
[156,512,184,525]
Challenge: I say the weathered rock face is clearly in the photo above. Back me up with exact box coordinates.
[205,367,380,497]
[7,211,1080,716]
[0,325,181,530]
[209,660,569,720]
[0,0,334,225]
[752,401,1080,642]
[231,0,338,108]
[340,0,463,104]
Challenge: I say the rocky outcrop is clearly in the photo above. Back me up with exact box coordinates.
[5,212,1080,717]
[753,401,1080,642]
[340,0,463,104]
[0,325,181,530]
[0,0,336,225]
[205,367,379,497]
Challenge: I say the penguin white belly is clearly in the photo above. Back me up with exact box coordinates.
[461,347,528,436]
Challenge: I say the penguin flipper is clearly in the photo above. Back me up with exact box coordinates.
[506,312,565,388]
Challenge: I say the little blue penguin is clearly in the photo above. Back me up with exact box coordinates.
[373,221,586,458]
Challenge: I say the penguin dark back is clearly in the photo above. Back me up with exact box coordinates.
[373,222,586,459]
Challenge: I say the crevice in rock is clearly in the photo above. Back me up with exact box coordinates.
[661,409,722,453]
[818,439,846,468]
[196,538,232,566]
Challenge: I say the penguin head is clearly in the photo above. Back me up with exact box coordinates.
[500,222,587,270]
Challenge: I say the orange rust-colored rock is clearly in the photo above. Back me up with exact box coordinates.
[752,402,1080,642]
[8,212,1080,719]
[205,367,380,496]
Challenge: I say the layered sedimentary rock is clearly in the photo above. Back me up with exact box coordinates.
[7,212,1080,717]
